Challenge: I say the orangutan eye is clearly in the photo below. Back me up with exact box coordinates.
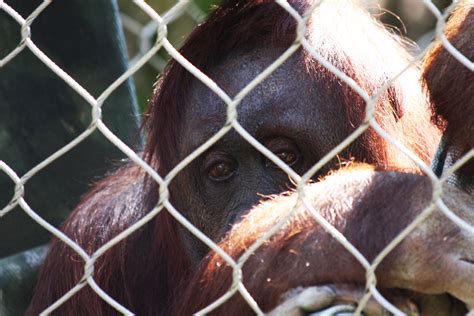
[264,137,301,169]
[206,159,237,181]
[275,150,298,166]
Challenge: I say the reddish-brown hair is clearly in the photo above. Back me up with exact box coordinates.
[423,2,473,165]
[146,0,440,174]
[170,168,433,315]
[28,1,443,315]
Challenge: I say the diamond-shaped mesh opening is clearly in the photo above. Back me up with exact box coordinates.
[0,7,22,63]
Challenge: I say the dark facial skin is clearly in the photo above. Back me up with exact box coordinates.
[169,47,349,260]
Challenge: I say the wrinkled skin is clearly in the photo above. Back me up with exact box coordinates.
[172,48,347,260]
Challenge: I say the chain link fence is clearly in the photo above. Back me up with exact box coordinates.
[0,0,473,315]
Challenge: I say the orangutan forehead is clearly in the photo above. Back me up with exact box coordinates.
[183,48,311,122]
[177,46,348,156]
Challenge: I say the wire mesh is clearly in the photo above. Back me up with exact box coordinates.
[0,0,472,315]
